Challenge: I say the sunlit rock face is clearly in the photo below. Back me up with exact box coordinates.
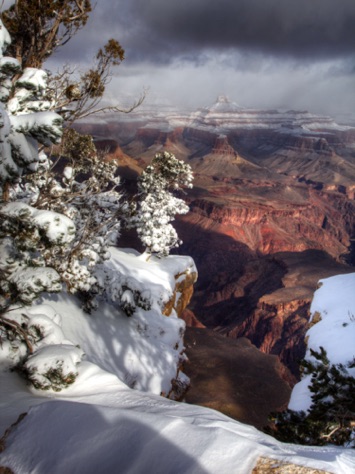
[183,189,353,257]
[163,269,198,318]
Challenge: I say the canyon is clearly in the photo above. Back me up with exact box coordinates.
[76,97,355,425]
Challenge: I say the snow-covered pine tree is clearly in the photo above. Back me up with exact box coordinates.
[0,1,143,309]
[2,0,143,124]
[18,126,123,305]
[0,18,65,314]
[0,12,125,311]
[130,151,193,258]
[0,17,123,389]
[0,25,62,194]
[0,19,86,389]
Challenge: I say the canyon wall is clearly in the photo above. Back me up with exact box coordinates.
[80,109,355,383]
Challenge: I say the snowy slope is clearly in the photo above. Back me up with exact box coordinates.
[1,361,355,474]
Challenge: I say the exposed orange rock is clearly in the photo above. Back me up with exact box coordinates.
[163,270,198,317]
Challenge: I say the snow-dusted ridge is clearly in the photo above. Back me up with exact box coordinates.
[114,95,353,136]
[188,96,350,134]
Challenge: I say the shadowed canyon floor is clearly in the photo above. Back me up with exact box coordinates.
[183,327,291,429]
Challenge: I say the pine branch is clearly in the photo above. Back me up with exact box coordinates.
[0,314,34,354]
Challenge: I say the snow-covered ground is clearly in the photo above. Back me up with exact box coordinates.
[2,372,355,474]
[1,252,355,473]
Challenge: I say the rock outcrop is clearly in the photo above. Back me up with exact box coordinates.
[252,457,331,473]
[180,308,205,328]
[163,269,198,317]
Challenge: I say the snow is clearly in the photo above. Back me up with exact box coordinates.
[32,209,75,244]
[7,68,49,114]
[63,165,73,180]
[25,306,72,347]
[1,362,355,473]
[24,344,84,391]
[10,111,63,143]
[105,247,195,309]
[208,95,244,113]
[1,247,194,395]
[0,25,63,184]
[0,56,20,75]
[15,67,47,92]
[1,252,355,472]
[130,151,193,257]
[0,19,11,54]
[0,201,76,244]
[7,267,62,303]
[40,247,195,395]
[289,272,355,412]
[307,274,355,366]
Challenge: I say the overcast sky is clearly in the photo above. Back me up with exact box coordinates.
[2,0,355,115]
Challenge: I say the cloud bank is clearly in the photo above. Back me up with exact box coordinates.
[5,0,355,115]
[121,0,355,62]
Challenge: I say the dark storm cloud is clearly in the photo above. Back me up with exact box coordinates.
[117,0,355,62]
[45,0,355,67]
[39,0,355,115]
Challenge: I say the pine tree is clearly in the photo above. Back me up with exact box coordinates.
[0,6,131,308]
[2,0,92,68]
[0,18,65,312]
[2,0,143,123]
[130,151,193,258]
[0,12,192,393]
[0,17,79,381]
[267,347,355,447]
[0,20,63,194]
[0,16,123,388]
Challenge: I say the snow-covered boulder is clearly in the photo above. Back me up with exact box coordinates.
[289,272,355,413]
